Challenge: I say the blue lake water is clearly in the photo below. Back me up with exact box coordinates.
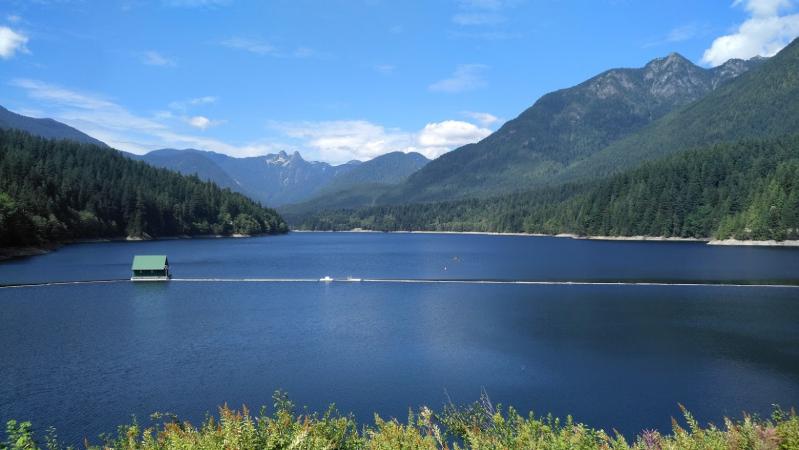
[1,232,799,444]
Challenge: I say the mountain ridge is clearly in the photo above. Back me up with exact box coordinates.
[379,53,765,204]
[0,105,108,147]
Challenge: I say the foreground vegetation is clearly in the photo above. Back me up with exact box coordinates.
[4,393,798,450]
[298,135,799,241]
[0,129,287,249]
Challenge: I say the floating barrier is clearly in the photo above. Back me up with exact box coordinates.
[2,277,798,289]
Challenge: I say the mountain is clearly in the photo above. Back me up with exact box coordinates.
[297,134,799,241]
[135,149,361,206]
[297,39,799,240]
[557,39,799,183]
[319,151,429,193]
[0,105,108,147]
[0,129,287,249]
[278,151,429,218]
[381,53,763,204]
[128,149,241,191]
[136,149,427,208]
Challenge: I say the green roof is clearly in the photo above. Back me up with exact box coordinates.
[132,255,168,270]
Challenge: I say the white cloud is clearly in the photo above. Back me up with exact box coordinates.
[271,119,491,162]
[702,0,799,66]
[220,37,276,55]
[10,78,277,157]
[429,64,488,93]
[186,115,223,130]
[416,120,492,157]
[461,111,500,126]
[0,26,29,59]
[9,79,493,163]
[141,50,176,67]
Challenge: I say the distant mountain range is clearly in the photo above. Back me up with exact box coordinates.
[0,105,108,147]
[130,149,429,207]
[0,105,430,207]
[278,151,430,217]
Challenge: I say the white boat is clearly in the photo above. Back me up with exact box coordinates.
[345,276,362,282]
[320,276,334,282]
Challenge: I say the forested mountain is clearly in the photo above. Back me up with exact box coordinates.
[136,148,429,208]
[135,149,362,206]
[0,129,287,249]
[127,149,240,191]
[319,151,429,193]
[0,105,108,147]
[279,152,429,217]
[380,53,763,203]
[297,135,799,241]
[557,38,799,183]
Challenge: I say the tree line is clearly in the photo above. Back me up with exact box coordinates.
[297,135,799,241]
[0,129,287,248]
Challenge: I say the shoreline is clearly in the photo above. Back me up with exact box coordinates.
[0,233,264,262]
[4,230,798,262]
[292,229,799,247]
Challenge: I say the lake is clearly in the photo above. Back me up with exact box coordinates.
[1,232,799,445]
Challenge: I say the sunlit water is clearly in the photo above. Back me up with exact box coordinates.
[1,232,798,444]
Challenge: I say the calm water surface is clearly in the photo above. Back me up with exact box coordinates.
[1,232,798,444]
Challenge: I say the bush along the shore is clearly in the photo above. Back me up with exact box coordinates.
[3,392,798,450]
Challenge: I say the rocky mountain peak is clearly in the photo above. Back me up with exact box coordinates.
[266,150,305,167]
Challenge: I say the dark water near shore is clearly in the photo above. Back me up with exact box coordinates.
[1,232,799,444]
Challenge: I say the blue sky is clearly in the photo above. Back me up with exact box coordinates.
[1,0,798,163]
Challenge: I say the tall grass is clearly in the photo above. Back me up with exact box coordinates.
[3,392,798,450]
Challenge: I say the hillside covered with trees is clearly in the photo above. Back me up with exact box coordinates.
[297,135,799,241]
[0,129,287,249]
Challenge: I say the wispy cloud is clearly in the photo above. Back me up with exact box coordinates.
[219,37,322,59]
[461,111,500,126]
[644,23,710,48]
[457,0,517,10]
[702,0,799,66]
[169,95,218,111]
[373,63,396,75]
[162,0,231,7]
[451,0,520,33]
[429,64,488,93]
[449,30,522,40]
[221,37,276,55]
[10,78,277,157]
[452,12,506,26]
[271,119,491,162]
[0,26,29,59]
[9,79,493,162]
[140,50,176,67]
